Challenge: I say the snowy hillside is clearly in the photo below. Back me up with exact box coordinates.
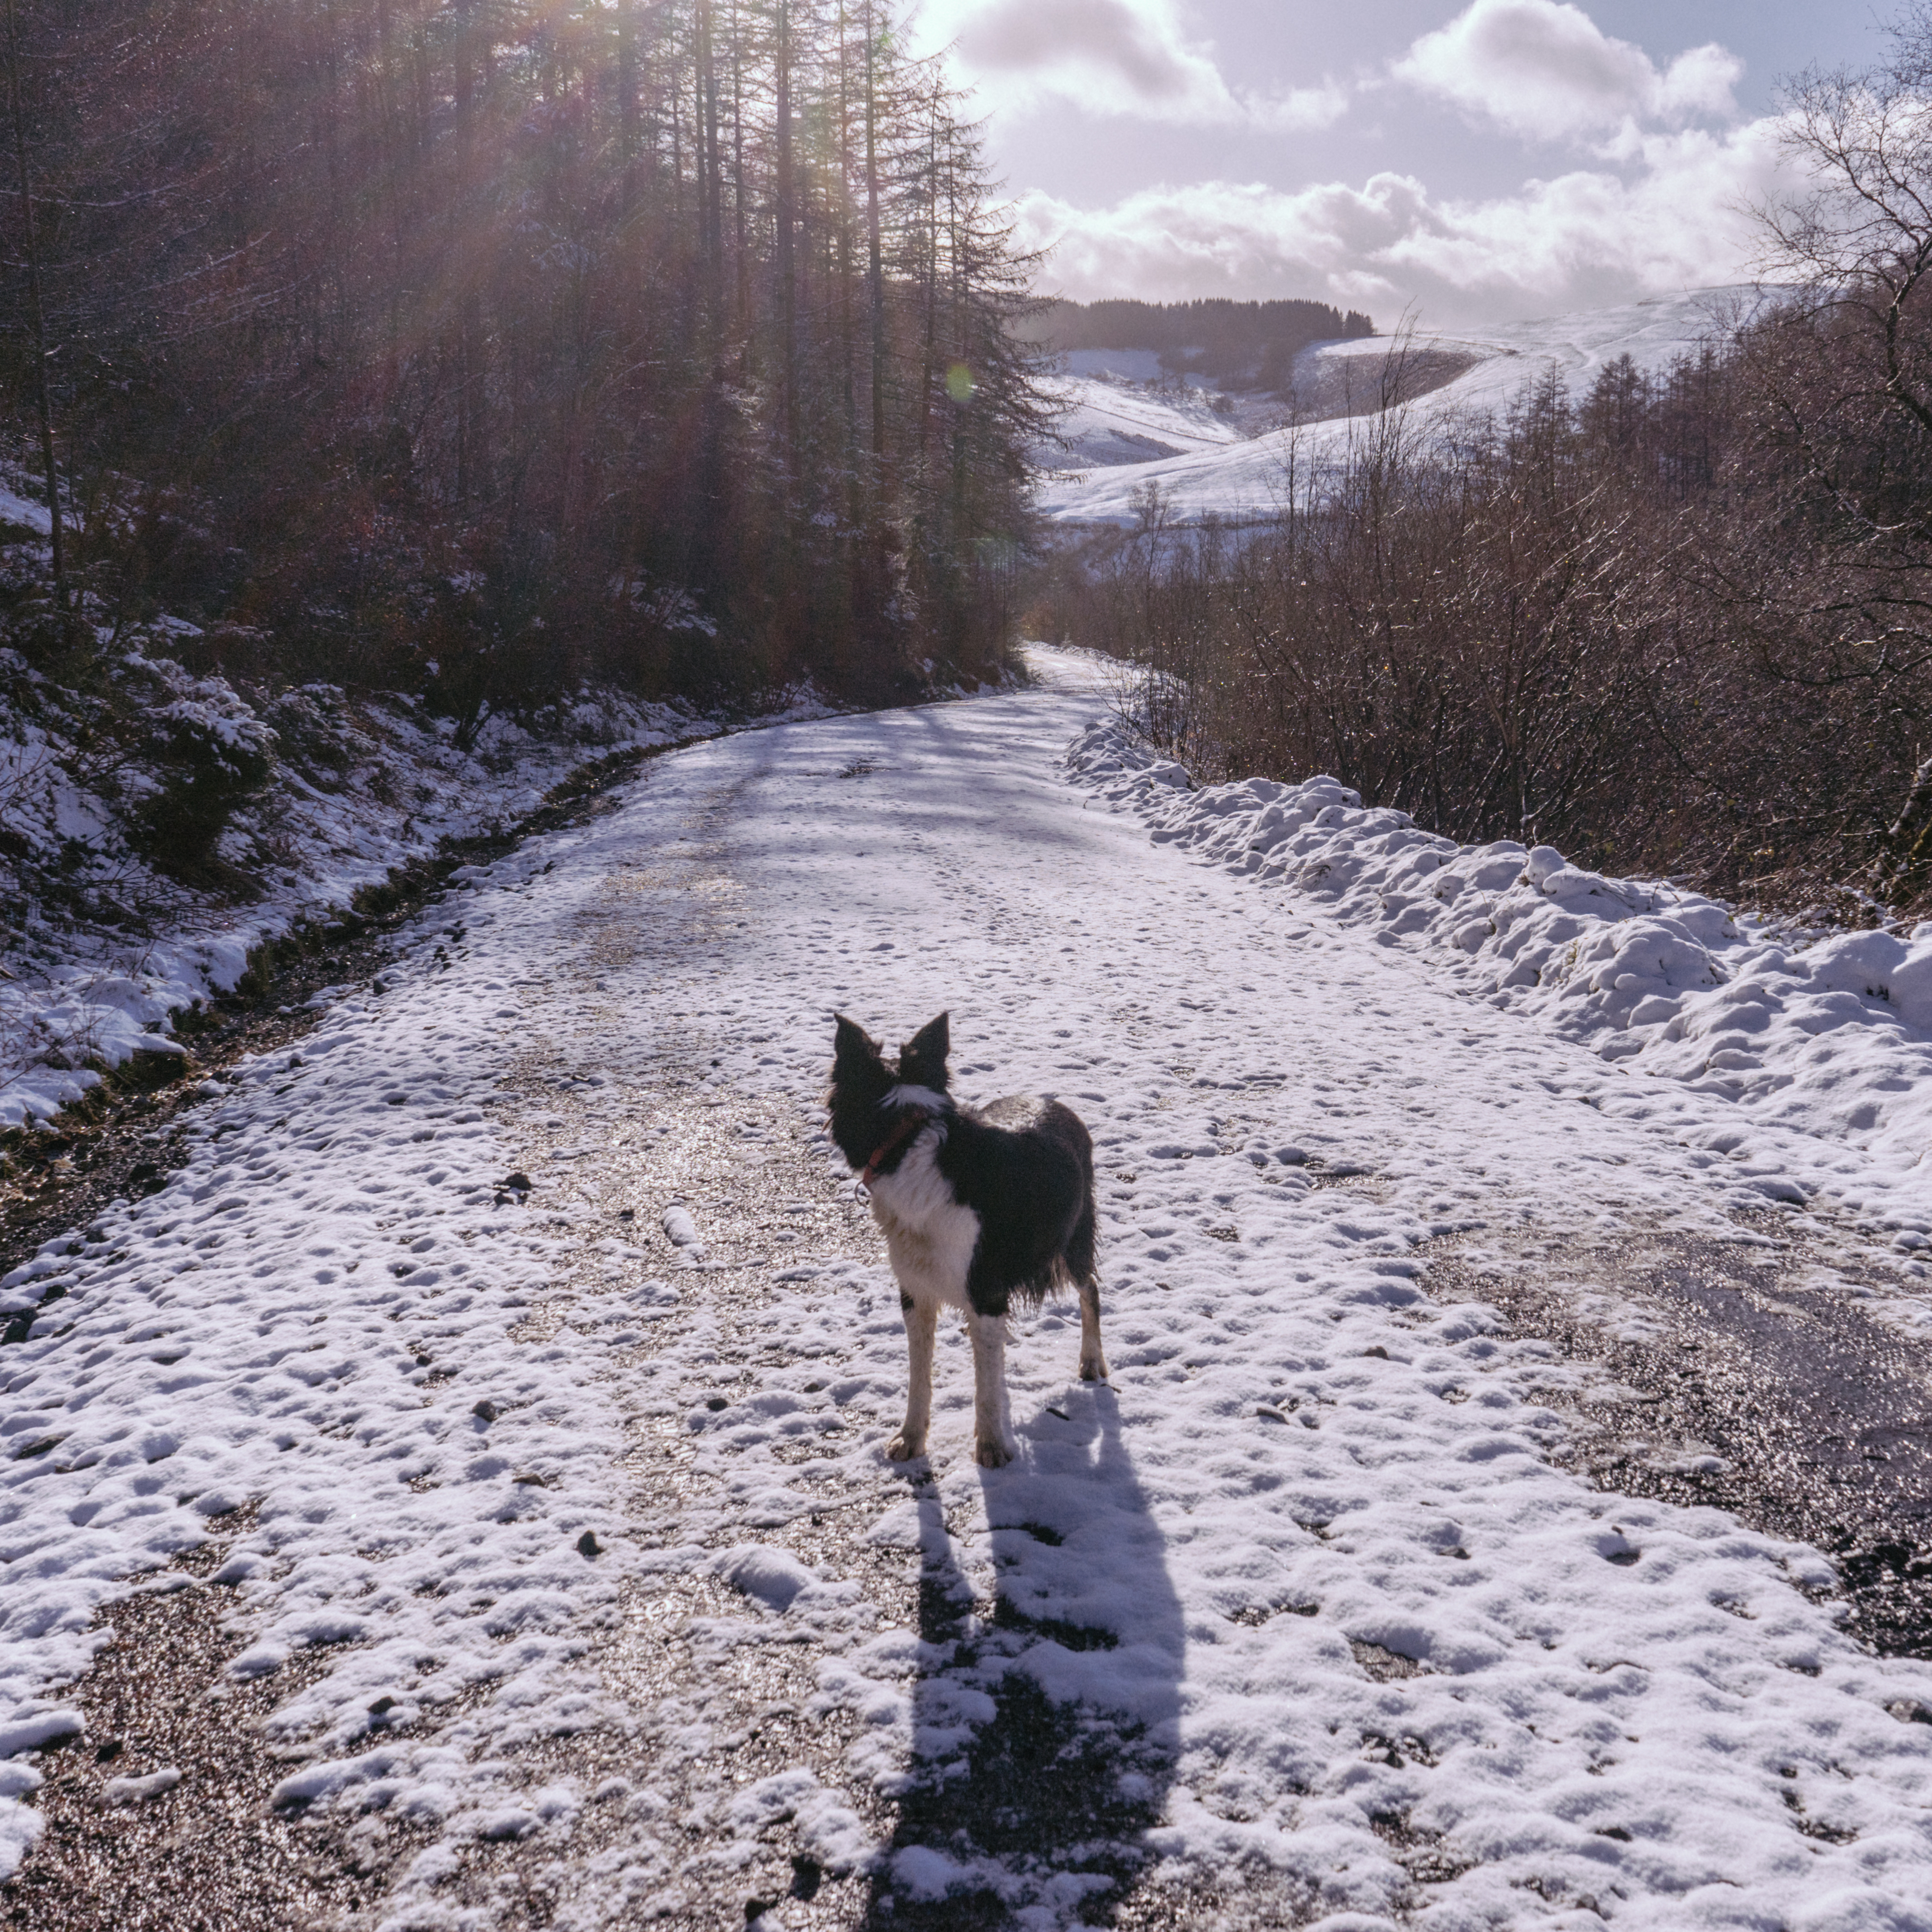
[0,629,853,1135]
[1037,286,1766,526]
[1041,350,1253,468]
[0,647,710,1132]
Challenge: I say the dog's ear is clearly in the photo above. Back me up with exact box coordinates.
[899,1012,950,1091]
[833,1013,882,1066]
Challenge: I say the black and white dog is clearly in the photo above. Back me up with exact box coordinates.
[829,1012,1106,1468]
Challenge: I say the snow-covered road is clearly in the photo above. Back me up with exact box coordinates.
[6,655,1932,1930]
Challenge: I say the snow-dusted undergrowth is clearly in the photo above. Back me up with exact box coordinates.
[1067,723,1932,1235]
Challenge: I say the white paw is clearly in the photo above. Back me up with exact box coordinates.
[1079,1353,1110,1382]
[974,1435,1015,1469]
[885,1432,926,1462]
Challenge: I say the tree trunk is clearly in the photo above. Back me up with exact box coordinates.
[617,0,638,218]
[775,0,797,467]
[864,0,884,474]
[4,0,67,615]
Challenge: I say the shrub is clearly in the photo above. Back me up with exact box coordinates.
[133,699,276,873]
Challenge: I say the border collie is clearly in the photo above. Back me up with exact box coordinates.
[829,1012,1105,1468]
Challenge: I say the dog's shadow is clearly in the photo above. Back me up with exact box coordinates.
[858,1384,1184,1928]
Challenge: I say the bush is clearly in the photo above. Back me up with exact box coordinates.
[1041,314,1932,919]
[133,700,276,873]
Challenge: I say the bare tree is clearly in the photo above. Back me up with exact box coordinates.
[1761,22,1932,441]
[2,0,64,614]
[1747,8,1932,897]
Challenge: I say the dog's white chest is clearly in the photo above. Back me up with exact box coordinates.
[866,1129,980,1308]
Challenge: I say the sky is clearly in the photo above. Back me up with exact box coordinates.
[904,0,1893,327]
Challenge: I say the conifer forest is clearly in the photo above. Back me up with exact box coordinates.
[2,0,1045,710]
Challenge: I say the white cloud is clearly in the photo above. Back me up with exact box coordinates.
[1258,80,1352,135]
[952,0,1216,104]
[1014,117,1788,326]
[1392,0,1740,144]
[918,0,1348,130]
[1654,42,1743,124]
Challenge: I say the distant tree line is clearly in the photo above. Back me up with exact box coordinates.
[1025,298,1375,390]
[0,0,1049,710]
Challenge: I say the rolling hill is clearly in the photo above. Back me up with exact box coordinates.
[1034,286,1770,526]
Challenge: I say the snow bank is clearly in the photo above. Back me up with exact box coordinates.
[1067,721,1932,1232]
[0,488,51,538]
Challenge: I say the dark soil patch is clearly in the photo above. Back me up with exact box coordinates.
[1432,1214,1932,1656]
[2,1525,366,1932]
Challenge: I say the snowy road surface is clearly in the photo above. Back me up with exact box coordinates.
[6,653,1932,1929]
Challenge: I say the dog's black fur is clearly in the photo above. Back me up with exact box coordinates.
[830,1012,1105,1466]
[829,1012,1098,1318]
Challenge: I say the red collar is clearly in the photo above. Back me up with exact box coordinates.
[860,1111,931,1187]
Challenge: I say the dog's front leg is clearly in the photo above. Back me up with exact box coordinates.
[967,1312,1015,1467]
[887,1292,937,1460]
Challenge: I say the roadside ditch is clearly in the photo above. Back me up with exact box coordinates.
[0,739,682,1282]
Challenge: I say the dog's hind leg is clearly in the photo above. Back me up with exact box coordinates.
[1066,1197,1108,1382]
[887,1292,938,1461]
[1077,1279,1109,1382]
[968,1312,1016,1467]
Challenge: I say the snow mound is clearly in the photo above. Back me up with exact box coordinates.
[713,1543,820,1612]
[1067,720,1932,1229]
[0,1711,81,1758]
[102,1766,181,1805]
